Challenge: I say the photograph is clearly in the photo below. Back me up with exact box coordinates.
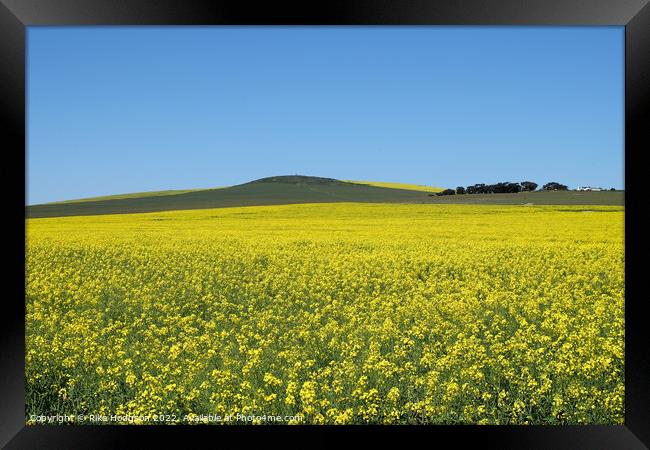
[24,25,625,427]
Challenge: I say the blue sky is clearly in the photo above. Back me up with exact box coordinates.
[27,26,624,204]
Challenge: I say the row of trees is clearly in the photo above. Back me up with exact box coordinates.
[436,181,568,196]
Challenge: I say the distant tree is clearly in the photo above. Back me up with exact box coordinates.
[465,183,492,194]
[496,182,521,193]
[458,182,535,195]
[464,182,521,194]
[436,189,456,196]
[610,188,616,191]
[473,183,487,194]
[542,182,568,191]
[521,181,538,192]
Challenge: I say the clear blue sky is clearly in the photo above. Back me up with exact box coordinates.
[27,26,624,204]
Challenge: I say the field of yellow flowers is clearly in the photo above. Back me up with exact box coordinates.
[25,203,624,424]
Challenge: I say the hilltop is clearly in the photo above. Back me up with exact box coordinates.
[244,175,346,185]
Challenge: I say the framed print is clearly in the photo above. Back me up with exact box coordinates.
[2,0,649,448]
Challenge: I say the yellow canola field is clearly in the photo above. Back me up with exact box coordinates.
[344,180,443,192]
[25,203,624,424]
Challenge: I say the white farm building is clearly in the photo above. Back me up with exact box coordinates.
[577,186,603,191]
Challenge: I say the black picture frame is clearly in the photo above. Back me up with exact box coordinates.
[2,1,648,448]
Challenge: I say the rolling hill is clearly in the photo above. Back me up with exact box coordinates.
[26,175,624,218]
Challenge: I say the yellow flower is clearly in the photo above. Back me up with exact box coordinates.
[25,203,624,425]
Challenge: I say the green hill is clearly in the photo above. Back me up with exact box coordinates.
[27,176,432,218]
[26,175,624,219]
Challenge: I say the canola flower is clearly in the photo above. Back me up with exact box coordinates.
[343,180,443,193]
[25,203,624,424]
